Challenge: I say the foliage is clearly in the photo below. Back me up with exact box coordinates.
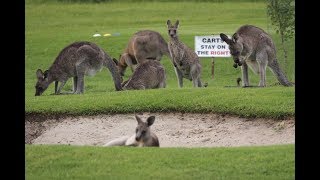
[266,0,295,41]
[266,0,295,73]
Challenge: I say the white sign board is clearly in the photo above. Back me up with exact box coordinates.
[194,35,231,57]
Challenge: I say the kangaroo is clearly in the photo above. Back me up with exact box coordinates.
[104,115,160,147]
[166,20,202,88]
[35,41,123,96]
[116,30,171,77]
[113,58,166,90]
[220,25,292,87]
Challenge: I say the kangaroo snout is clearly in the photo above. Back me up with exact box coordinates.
[135,136,141,141]
[35,89,41,96]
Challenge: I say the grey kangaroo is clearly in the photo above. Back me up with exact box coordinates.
[167,20,202,88]
[35,41,123,96]
[220,25,292,87]
[104,115,160,147]
[116,30,171,77]
[113,59,166,90]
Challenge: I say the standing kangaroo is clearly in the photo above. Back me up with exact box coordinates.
[116,30,171,77]
[220,25,292,87]
[113,59,166,90]
[166,20,202,88]
[104,115,160,147]
[35,41,123,96]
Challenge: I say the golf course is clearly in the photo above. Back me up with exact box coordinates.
[26,0,295,179]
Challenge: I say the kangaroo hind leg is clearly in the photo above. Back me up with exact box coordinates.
[191,64,202,87]
[174,67,184,88]
[73,76,78,93]
[256,51,268,87]
[75,62,86,94]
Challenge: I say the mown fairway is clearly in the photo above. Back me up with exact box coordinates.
[26,144,294,180]
[26,0,295,179]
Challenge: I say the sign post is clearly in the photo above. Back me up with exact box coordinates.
[194,35,231,79]
[211,57,215,79]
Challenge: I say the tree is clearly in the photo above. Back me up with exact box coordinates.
[266,0,295,73]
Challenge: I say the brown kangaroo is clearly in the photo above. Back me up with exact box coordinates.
[220,25,292,87]
[166,20,202,88]
[104,115,160,147]
[113,58,166,90]
[116,30,171,77]
[35,41,122,96]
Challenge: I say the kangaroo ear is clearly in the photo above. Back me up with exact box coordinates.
[146,116,155,126]
[113,58,119,65]
[167,20,171,27]
[135,115,143,124]
[44,70,49,79]
[175,20,179,28]
[232,33,239,43]
[220,33,232,45]
[36,69,44,80]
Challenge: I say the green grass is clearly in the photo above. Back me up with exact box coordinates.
[26,144,294,179]
[25,0,295,119]
[29,0,268,3]
[26,87,294,119]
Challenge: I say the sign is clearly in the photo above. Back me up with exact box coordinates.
[194,35,231,57]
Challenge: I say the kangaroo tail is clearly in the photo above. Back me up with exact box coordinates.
[268,59,292,86]
[102,51,123,91]
[103,136,129,147]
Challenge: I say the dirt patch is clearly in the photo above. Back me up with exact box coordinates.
[25,113,294,147]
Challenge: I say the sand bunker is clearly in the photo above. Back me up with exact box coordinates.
[25,113,294,147]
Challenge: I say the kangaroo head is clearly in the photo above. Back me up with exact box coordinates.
[35,69,50,96]
[220,33,244,66]
[135,115,155,142]
[167,20,179,38]
[114,55,128,77]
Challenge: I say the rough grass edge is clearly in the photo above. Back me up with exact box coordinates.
[25,111,295,122]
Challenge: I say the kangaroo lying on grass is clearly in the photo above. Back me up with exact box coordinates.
[116,30,171,77]
[104,115,159,147]
[166,20,202,88]
[35,41,122,96]
[220,25,292,87]
[113,58,166,90]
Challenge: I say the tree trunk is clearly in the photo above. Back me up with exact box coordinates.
[280,30,288,74]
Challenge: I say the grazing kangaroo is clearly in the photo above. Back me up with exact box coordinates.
[104,115,160,147]
[113,59,166,90]
[116,30,171,76]
[35,41,123,96]
[166,20,202,88]
[220,25,292,87]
